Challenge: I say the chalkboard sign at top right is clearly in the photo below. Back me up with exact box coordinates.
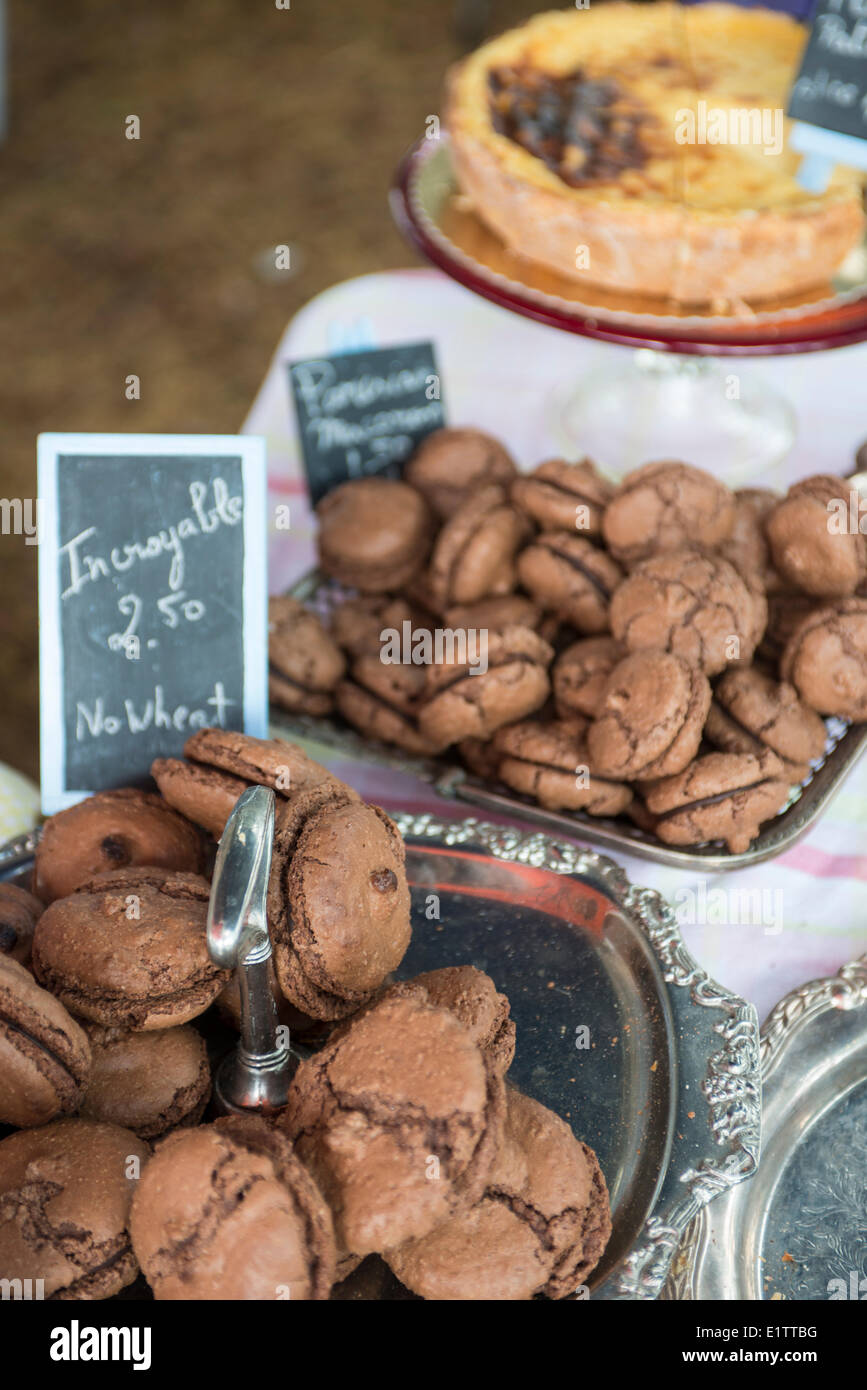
[787,0,867,142]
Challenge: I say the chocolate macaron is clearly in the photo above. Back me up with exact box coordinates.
[511,457,613,537]
[387,966,516,1077]
[418,626,552,748]
[386,1087,611,1300]
[718,487,783,593]
[444,594,541,633]
[0,955,91,1127]
[404,427,517,519]
[759,591,820,665]
[32,868,229,1031]
[643,750,790,854]
[704,665,827,782]
[0,883,43,968]
[552,636,625,720]
[602,460,735,568]
[517,532,623,632]
[130,1115,336,1300]
[609,548,766,676]
[587,650,711,780]
[765,474,866,598]
[154,728,353,837]
[492,718,633,815]
[267,789,412,1020]
[33,788,204,904]
[335,654,440,756]
[330,595,433,659]
[268,595,345,717]
[780,597,867,720]
[317,476,433,593]
[428,484,529,608]
[0,1118,149,1299]
[79,1023,211,1139]
[282,993,505,1258]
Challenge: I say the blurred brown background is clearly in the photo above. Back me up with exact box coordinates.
[0,0,534,782]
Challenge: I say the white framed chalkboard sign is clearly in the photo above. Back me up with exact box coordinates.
[37,433,268,813]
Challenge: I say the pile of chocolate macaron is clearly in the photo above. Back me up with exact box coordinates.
[0,729,611,1301]
[269,429,867,854]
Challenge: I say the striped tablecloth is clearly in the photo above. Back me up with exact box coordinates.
[243,267,867,1022]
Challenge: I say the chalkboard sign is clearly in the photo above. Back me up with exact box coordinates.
[37,434,268,813]
[788,0,867,149]
[287,341,446,505]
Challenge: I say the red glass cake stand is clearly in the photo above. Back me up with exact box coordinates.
[390,136,867,480]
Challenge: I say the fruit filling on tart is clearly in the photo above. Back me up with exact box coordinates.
[488,65,648,188]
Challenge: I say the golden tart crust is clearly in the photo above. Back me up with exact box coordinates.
[446,4,865,304]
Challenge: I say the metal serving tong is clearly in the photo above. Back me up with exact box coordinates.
[207,784,296,1115]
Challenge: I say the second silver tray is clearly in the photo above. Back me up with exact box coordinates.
[664,954,867,1301]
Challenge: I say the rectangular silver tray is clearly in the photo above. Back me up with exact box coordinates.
[282,570,867,872]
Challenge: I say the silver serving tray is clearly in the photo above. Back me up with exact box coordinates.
[277,569,867,872]
[0,815,760,1300]
[663,955,867,1301]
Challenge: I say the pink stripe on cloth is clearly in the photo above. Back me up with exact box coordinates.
[781,842,867,882]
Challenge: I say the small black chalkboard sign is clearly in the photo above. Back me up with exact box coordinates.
[287,341,446,505]
[788,0,867,143]
[37,434,268,813]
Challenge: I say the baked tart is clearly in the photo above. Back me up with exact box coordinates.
[446,4,865,303]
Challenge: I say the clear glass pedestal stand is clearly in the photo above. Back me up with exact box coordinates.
[554,348,796,486]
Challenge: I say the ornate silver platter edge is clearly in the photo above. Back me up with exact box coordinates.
[662,954,867,1301]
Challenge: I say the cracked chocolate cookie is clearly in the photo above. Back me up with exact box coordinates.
[32,868,229,1031]
[552,636,626,719]
[282,993,505,1259]
[267,788,412,1021]
[129,1115,336,1300]
[511,458,614,537]
[268,596,345,717]
[418,626,552,748]
[386,1087,611,1300]
[428,483,529,607]
[643,750,790,853]
[385,967,516,1078]
[780,597,867,721]
[765,474,867,598]
[0,954,91,1127]
[0,883,43,969]
[602,461,736,569]
[517,532,623,631]
[0,1118,150,1299]
[704,666,827,782]
[491,718,632,815]
[33,789,204,904]
[404,427,517,519]
[587,650,711,780]
[79,1023,211,1140]
[609,547,766,675]
[316,476,434,593]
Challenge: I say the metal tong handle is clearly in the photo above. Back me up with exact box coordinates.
[207,784,295,1113]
